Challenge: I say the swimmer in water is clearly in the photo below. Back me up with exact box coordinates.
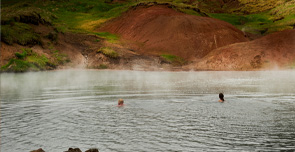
[219,93,225,103]
[118,98,124,106]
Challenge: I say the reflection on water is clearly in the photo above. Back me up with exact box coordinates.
[1,70,295,151]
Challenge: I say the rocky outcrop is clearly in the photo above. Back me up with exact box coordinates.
[30,148,45,152]
[85,149,99,152]
[30,148,99,152]
[64,148,82,152]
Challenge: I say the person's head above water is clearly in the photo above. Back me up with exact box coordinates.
[219,93,224,102]
[118,99,124,105]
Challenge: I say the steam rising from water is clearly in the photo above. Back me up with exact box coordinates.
[2,70,295,95]
[1,70,295,151]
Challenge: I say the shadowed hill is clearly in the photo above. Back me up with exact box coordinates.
[191,29,295,70]
[99,4,249,61]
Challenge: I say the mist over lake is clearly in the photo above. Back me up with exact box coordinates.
[2,1,295,151]
[1,70,295,151]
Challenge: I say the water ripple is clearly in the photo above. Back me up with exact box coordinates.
[1,71,295,151]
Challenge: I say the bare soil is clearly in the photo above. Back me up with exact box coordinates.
[189,29,295,70]
[0,42,24,66]
[99,5,249,61]
[1,24,173,71]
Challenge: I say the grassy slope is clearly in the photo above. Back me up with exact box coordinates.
[204,0,295,35]
[1,0,130,42]
[1,0,208,46]
[2,0,293,37]
[2,0,206,31]
[43,0,206,34]
[1,48,54,72]
[2,0,294,35]
[1,0,294,53]
[1,1,55,45]
[41,0,131,33]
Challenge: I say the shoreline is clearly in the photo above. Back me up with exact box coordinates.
[1,67,294,74]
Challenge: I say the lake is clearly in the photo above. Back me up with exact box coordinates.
[1,70,295,152]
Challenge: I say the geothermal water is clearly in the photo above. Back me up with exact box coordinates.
[1,70,295,152]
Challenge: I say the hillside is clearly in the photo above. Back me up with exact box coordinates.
[189,29,295,70]
[99,4,248,61]
[1,0,295,72]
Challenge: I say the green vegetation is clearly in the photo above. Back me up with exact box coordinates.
[1,59,34,72]
[44,0,205,34]
[1,48,52,72]
[1,1,56,25]
[0,1,56,45]
[161,54,186,66]
[2,0,205,33]
[52,50,71,65]
[26,54,50,69]
[98,64,108,69]
[2,0,293,42]
[94,32,119,43]
[235,0,285,14]
[132,0,295,35]
[1,22,41,45]
[44,0,294,35]
[15,51,28,59]
[193,0,286,14]
[288,60,295,69]
[209,8,295,35]
[178,8,202,16]
[270,1,295,18]
[136,0,206,16]
[205,0,295,35]
[209,13,271,34]
[209,13,249,26]
[95,39,101,42]
[98,47,119,59]
[38,0,131,33]
[88,64,108,69]
[1,48,70,72]
[1,0,131,44]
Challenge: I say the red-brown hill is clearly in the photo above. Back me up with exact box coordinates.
[99,4,248,61]
[191,29,295,70]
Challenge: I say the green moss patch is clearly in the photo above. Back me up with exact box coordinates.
[1,2,56,25]
[98,47,119,59]
[209,10,295,35]
[289,63,295,69]
[98,64,108,69]
[232,0,284,14]
[26,55,49,69]
[52,50,71,65]
[209,13,249,26]
[41,0,130,33]
[94,32,119,43]
[1,22,41,45]
[0,59,34,72]
[0,48,70,72]
[161,54,187,66]
[88,64,108,69]
[1,48,54,72]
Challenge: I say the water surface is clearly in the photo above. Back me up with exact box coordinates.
[1,70,295,152]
